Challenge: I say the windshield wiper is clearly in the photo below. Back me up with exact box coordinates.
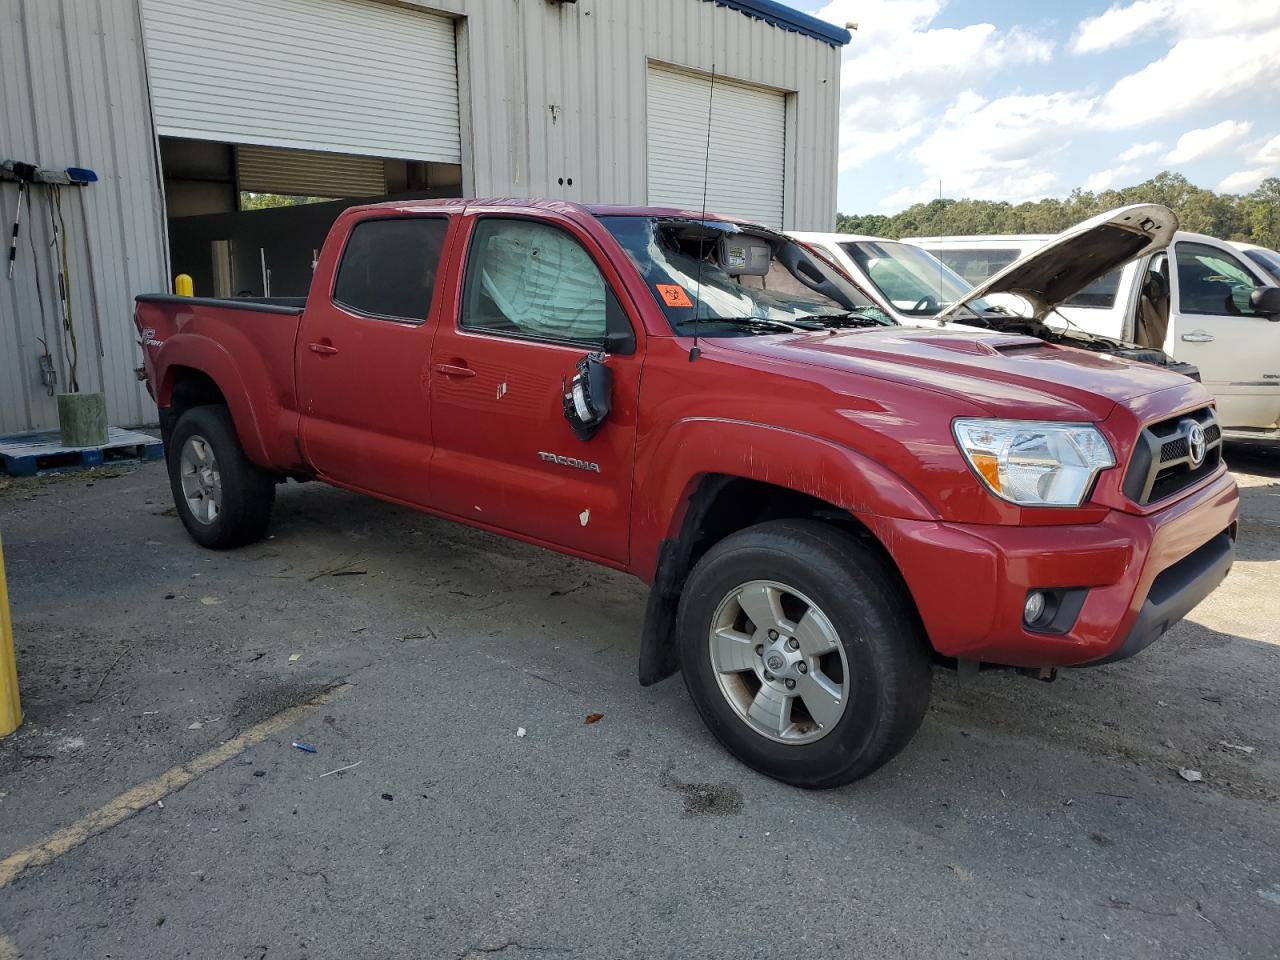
[795,311,890,329]
[676,316,822,334]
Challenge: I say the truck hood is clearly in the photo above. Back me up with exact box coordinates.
[936,203,1178,323]
[716,325,1193,421]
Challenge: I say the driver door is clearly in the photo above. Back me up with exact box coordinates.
[1168,239,1280,429]
[427,214,642,564]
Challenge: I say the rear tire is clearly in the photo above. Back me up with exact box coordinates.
[677,519,932,788]
[167,405,275,549]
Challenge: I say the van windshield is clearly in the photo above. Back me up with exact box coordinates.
[599,215,891,335]
[840,240,983,317]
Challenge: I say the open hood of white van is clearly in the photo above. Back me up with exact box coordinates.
[936,204,1179,323]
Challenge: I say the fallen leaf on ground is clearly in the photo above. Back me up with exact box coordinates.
[584,713,604,725]
[1178,767,1204,783]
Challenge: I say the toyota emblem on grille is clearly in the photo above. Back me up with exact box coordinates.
[1187,422,1207,467]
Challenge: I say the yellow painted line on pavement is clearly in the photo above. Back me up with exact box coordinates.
[0,684,349,889]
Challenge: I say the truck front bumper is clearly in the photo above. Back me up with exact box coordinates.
[866,469,1239,668]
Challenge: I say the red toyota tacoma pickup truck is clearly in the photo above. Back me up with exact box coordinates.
[136,199,1238,788]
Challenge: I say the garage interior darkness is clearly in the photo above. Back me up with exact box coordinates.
[160,138,462,299]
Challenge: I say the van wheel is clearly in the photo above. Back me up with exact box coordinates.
[676,519,932,788]
[167,405,275,549]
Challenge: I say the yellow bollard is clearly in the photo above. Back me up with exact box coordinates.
[0,530,21,737]
[174,273,194,297]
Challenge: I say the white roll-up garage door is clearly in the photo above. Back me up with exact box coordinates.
[141,0,461,164]
[646,64,787,228]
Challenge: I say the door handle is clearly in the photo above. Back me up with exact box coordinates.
[1181,331,1214,343]
[308,341,340,355]
[434,362,476,378]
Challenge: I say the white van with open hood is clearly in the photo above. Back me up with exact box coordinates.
[909,213,1280,438]
[793,204,1199,382]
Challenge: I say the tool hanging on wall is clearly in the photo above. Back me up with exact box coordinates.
[5,162,37,280]
[48,186,80,393]
[3,160,97,394]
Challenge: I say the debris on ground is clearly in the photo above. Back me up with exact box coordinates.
[307,558,369,581]
[292,742,317,754]
[1178,767,1204,783]
[516,727,527,738]
[1219,741,1256,755]
[199,596,222,605]
[288,653,301,663]
[584,713,604,725]
[319,760,362,778]
[381,793,393,801]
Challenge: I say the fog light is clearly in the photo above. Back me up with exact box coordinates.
[1024,591,1047,625]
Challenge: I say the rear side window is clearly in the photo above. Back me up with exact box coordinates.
[931,247,1019,285]
[333,217,449,323]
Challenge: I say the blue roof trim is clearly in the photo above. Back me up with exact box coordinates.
[705,0,852,47]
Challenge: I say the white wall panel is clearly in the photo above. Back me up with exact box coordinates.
[646,64,786,227]
[408,0,842,231]
[141,0,461,164]
[0,0,167,434]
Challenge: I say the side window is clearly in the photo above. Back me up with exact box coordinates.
[462,219,612,343]
[333,217,449,323]
[932,247,1019,285]
[1064,267,1122,309]
[1175,242,1267,317]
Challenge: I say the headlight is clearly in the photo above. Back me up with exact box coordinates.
[952,419,1115,507]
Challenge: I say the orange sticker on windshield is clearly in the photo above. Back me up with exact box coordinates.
[656,284,693,308]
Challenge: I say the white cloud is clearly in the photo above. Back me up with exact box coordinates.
[1118,141,1162,162]
[1166,121,1254,164]
[1093,25,1280,129]
[825,0,1280,211]
[1083,164,1139,192]
[1218,169,1269,193]
[1252,134,1280,167]
[1071,0,1172,54]
[817,0,1054,173]
[898,90,1093,205]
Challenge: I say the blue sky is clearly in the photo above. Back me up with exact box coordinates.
[788,1,1280,212]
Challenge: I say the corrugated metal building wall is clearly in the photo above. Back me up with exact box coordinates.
[0,0,168,435]
[437,0,842,228]
[0,0,843,434]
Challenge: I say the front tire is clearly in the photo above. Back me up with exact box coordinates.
[677,519,932,788]
[167,405,275,549]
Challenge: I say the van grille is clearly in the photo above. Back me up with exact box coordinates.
[1122,407,1222,505]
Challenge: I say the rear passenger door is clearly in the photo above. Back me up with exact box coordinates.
[427,214,642,564]
[297,215,454,505]
[1169,239,1280,430]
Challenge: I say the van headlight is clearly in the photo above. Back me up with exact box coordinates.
[952,419,1115,507]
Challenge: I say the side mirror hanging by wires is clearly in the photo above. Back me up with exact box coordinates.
[562,352,613,441]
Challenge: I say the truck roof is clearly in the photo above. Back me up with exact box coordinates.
[339,196,765,228]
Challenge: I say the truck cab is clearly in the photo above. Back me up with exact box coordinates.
[911,230,1280,437]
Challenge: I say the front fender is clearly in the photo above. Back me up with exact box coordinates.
[630,416,939,580]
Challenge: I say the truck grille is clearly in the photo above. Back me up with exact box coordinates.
[1122,407,1223,505]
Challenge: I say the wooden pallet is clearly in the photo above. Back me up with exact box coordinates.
[0,427,163,477]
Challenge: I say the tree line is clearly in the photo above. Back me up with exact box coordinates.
[836,172,1280,250]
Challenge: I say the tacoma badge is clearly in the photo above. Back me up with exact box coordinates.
[538,451,601,473]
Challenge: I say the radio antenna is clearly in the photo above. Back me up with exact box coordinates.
[690,62,716,363]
